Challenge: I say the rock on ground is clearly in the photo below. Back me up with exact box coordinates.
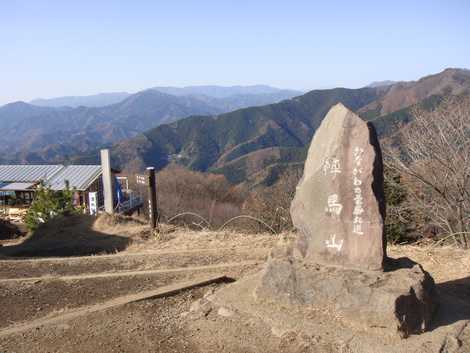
[253,255,437,337]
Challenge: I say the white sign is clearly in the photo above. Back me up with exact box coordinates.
[89,192,98,216]
[136,174,147,185]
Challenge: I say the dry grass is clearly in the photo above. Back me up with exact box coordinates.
[125,227,285,254]
[86,214,470,286]
[92,213,148,238]
[388,244,470,284]
[5,212,469,287]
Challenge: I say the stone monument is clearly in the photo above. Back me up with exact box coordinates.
[200,103,437,340]
[291,103,386,270]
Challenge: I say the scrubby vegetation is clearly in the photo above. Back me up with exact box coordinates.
[384,96,470,248]
[242,168,303,233]
[128,165,246,229]
[25,184,79,231]
[129,165,301,233]
[133,95,469,249]
[383,167,415,244]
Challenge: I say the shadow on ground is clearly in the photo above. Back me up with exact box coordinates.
[0,219,26,240]
[0,214,131,258]
[386,256,470,330]
[431,276,470,330]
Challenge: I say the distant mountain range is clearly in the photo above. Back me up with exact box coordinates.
[3,69,470,189]
[151,85,298,98]
[71,68,470,187]
[0,86,302,163]
[29,85,302,108]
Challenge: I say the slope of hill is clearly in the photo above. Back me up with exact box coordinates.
[192,91,304,112]
[74,87,382,173]
[0,87,301,163]
[0,90,222,162]
[360,68,470,116]
[72,68,470,187]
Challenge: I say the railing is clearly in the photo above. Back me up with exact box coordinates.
[116,196,143,214]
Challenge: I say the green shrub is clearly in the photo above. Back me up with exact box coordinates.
[25,183,77,231]
[384,168,414,244]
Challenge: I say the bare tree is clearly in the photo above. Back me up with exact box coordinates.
[243,166,303,233]
[156,165,245,227]
[384,96,470,247]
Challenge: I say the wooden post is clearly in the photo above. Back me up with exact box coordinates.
[147,167,157,229]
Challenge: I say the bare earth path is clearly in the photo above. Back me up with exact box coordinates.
[0,260,260,284]
[0,275,232,338]
[0,217,278,352]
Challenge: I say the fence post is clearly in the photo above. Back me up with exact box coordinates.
[147,167,158,229]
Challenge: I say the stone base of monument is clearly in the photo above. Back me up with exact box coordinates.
[203,248,437,340]
[254,257,437,337]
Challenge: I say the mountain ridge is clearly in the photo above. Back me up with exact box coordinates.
[27,85,302,108]
[30,92,131,108]
[3,68,470,189]
[73,68,470,187]
[1,87,301,163]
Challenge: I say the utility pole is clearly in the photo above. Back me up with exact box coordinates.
[147,167,158,229]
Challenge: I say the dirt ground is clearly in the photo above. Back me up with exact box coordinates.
[0,214,469,353]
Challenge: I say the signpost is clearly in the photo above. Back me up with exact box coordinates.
[146,167,158,229]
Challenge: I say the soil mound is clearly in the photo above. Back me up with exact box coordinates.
[0,215,131,257]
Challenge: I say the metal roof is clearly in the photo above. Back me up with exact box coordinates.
[0,182,37,191]
[0,165,102,191]
[46,165,102,191]
[0,165,63,183]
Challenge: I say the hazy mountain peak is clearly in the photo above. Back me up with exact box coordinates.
[30,92,131,108]
[26,85,303,108]
[151,85,302,99]
[0,101,52,116]
[367,80,397,88]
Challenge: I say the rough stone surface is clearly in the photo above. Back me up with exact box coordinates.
[217,307,235,317]
[291,103,386,271]
[253,254,437,337]
[199,270,466,352]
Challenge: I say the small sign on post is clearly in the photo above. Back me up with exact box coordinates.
[89,192,98,216]
[147,167,158,229]
[136,174,147,185]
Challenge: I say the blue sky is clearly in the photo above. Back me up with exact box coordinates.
[1,0,469,104]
